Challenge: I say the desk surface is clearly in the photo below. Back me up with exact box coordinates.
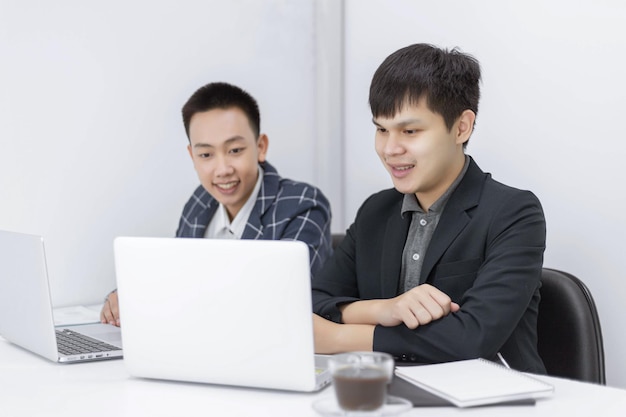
[1,336,625,417]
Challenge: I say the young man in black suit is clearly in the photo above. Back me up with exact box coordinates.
[312,43,546,373]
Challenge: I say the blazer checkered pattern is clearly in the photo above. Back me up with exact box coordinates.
[176,161,332,277]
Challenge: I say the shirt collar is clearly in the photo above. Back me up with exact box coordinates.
[229,165,264,238]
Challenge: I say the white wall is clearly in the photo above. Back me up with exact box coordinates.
[2,0,625,389]
[0,0,319,306]
[343,0,626,388]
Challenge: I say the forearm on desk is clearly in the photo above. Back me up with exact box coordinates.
[314,314,375,354]
[340,299,384,325]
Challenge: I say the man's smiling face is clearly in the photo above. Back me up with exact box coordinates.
[187,107,268,221]
[374,97,469,210]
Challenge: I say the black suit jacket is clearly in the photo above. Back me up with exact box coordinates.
[312,158,546,373]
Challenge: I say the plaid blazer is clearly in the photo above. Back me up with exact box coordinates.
[176,161,332,277]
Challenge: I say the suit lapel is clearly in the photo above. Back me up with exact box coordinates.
[182,189,217,238]
[380,197,411,298]
[419,158,486,283]
[190,208,213,237]
[419,200,471,284]
[241,162,279,240]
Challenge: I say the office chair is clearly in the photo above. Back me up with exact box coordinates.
[331,233,345,250]
[537,268,606,384]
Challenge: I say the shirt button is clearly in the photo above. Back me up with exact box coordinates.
[420,219,427,226]
[412,253,420,261]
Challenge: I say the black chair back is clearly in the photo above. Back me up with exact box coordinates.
[537,268,606,384]
[331,233,344,250]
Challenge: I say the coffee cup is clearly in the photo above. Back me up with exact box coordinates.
[328,351,394,412]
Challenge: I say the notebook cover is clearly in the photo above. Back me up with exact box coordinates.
[392,359,548,408]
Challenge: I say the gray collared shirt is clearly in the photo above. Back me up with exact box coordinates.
[400,156,470,292]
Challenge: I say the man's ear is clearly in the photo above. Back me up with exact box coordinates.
[187,143,194,160]
[257,134,269,163]
[456,110,476,145]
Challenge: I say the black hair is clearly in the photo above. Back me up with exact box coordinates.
[369,43,481,133]
[181,82,261,141]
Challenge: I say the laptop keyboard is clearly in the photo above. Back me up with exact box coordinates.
[56,328,119,355]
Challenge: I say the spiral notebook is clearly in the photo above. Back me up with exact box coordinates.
[394,358,554,408]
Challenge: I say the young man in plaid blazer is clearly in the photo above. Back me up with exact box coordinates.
[101,82,332,326]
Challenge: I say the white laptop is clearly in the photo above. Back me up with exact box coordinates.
[114,236,331,392]
[0,230,123,363]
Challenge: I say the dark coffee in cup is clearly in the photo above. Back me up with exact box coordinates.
[332,366,388,411]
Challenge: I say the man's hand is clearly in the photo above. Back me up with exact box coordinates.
[341,284,460,329]
[100,290,120,327]
[378,284,460,329]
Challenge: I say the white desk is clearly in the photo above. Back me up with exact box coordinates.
[1,336,625,417]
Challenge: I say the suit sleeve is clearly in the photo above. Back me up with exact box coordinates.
[274,185,333,278]
[312,222,361,321]
[312,193,384,320]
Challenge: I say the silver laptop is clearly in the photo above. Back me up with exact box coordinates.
[0,230,123,363]
[114,236,331,392]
